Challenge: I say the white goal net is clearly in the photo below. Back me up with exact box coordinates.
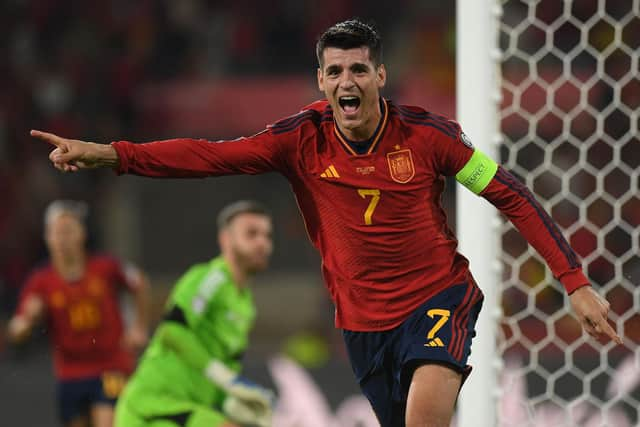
[497,1,640,426]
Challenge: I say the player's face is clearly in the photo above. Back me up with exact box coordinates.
[225,213,273,274]
[317,46,386,140]
[45,214,86,259]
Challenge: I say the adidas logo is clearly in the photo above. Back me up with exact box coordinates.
[320,165,340,178]
[424,338,444,347]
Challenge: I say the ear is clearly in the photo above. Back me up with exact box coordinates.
[377,64,387,88]
[317,67,325,91]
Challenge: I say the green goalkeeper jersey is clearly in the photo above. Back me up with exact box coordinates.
[123,256,256,411]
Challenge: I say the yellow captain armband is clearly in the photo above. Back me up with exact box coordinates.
[455,149,498,194]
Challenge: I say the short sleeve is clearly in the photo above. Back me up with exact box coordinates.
[99,256,138,291]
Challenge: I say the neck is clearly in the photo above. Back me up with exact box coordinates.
[52,252,86,281]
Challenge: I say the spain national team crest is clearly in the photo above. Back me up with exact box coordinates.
[387,149,415,183]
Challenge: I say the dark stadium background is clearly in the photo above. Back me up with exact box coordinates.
[0,2,456,424]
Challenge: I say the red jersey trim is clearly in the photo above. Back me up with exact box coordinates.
[333,98,389,155]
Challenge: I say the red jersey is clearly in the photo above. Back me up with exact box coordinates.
[112,98,588,331]
[17,255,136,379]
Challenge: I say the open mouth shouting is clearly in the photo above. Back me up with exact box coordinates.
[338,95,361,117]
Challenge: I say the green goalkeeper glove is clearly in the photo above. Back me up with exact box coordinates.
[205,360,274,423]
[222,395,272,427]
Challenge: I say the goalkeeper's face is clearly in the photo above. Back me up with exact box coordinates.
[224,213,273,274]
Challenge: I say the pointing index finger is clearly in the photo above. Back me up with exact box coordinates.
[30,129,63,147]
[599,316,623,344]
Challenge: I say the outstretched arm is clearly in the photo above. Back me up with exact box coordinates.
[433,125,622,345]
[480,166,622,344]
[31,124,293,178]
[30,130,119,172]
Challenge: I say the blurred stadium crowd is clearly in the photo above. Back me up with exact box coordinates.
[0,1,457,318]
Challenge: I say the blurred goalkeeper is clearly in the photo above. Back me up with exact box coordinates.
[114,200,275,427]
[31,18,622,427]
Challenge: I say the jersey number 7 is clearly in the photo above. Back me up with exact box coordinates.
[424,309,451,347]
[357,189,381,225]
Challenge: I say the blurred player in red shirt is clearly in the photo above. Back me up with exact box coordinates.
[30,19,621,427]
[8,200,151,427]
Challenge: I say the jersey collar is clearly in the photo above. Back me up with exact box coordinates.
[333,98,389,156]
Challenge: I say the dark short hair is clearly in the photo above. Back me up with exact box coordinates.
[316,18,383,67]
[217,200,271,230]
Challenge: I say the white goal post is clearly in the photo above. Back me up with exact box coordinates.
[456,1,501,427]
